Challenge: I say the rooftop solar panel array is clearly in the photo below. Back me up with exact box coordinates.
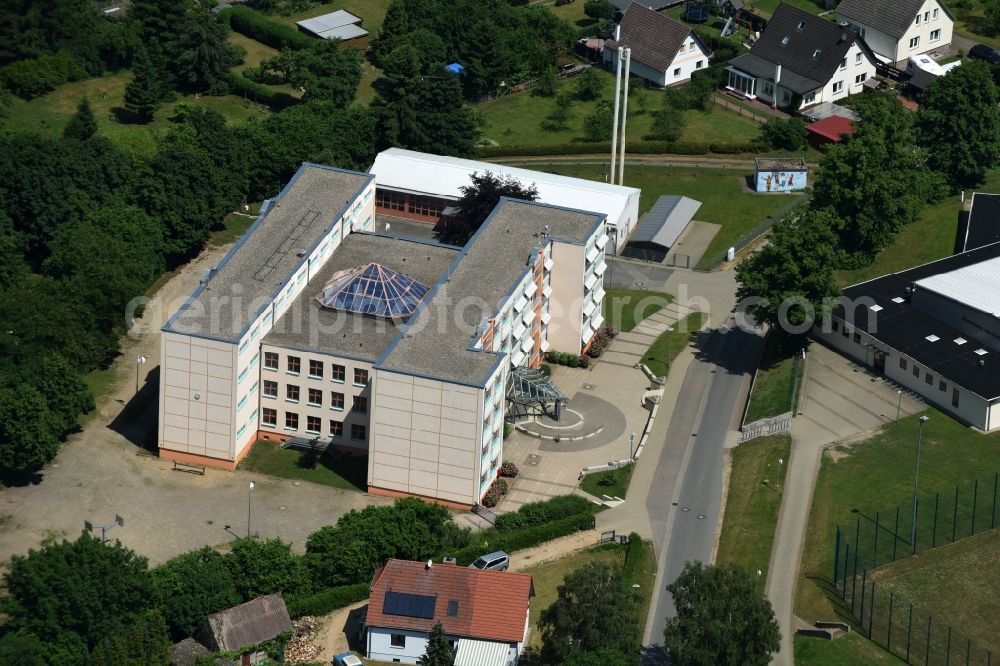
[316,263,429,318]
[384,591,437,619]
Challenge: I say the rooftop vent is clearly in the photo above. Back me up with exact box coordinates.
[955,337,967,345]
[870,304,884,312]
[892,297,905,304]
[975,349,988,356]
[926,335,940,342]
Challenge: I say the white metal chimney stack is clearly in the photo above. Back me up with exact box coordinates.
[610,47,623,181]
[618,47,631,187]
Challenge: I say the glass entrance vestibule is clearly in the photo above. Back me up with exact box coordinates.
[726,69,757,98]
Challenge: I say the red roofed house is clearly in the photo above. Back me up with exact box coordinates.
[365,559,534,666]
[806,114,856,149]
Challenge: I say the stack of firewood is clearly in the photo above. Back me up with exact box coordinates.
[284,616,324,664]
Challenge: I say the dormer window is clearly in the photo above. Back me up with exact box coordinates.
[797,20,807,30]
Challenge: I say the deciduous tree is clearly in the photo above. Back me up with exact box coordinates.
[225,538,311,600]
[663,562,780,666]
[456,172,540,238]
[152,547,241,639]
[575,67,603,101]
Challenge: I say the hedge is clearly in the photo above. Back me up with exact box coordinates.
[494,494,592,531]
[477,139,755,158]
[225,72,301,110]
[221,6,314,51]
[448,510,596,565]
[620,532,649,584]
[285,582,370,618]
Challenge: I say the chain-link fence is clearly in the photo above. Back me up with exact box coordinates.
[699,195,808,271]
[831,474,1000,665]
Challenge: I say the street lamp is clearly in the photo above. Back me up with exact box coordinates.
[896,389,903,422]
[136,355,147,394]
[910,415,930,552]
[666,326,675,369]
[775,458,784,487]
[247,480,255,538]
[628,432,636,459]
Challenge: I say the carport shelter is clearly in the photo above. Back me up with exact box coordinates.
[622,195,702,262]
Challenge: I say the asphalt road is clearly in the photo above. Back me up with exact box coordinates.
[642,321,764,662]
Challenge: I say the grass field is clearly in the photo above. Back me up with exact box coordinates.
[795,408,1000,663]
[602,288,672,333]
[239,440,368,491]
[538,163,796,268]
[580,464,634,500]
[795,633,905,665]
[546,0,599,30]
[478,67,763,149]
[744,333,801,424]
[641,312,707,377]
[871,529,1000,655]
[716,435,791,587]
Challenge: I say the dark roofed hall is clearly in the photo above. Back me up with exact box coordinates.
[837,0,951,40]
[197,593,292,654]
[605,4,697,73]
[729,3,865,94]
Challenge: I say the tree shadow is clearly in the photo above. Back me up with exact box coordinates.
[691,323,766,376]
[109,106,151,125]
[640,644,670,665]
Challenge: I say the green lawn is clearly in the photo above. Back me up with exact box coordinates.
[539,163,795,268]
[716,435,791,588]
[477,67,762,149]
[546,0,599,30]
[795,408,1000,663]
[602,288,672,332]
[744,333,802,424]
[580,464,634,500]
[795,633,905,665]
[238,440,368,491]
[871,529,1000,656]
[229,31,278,70]
[271,0,391,34]
[641,312,707,377]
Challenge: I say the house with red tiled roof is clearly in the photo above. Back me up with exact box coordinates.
[364,559,534,666]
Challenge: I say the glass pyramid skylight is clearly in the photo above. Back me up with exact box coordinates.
[315,263,430,318]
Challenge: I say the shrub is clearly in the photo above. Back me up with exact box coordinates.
[285,583,369,618]
[503,421,511,439]
[494,495,592,531]
[539,363,552,377]
[482,482,503,508]
[224,72,300,110]
[0,51,82,99]
[604,325,619,338]
[598,471,616,486]
[578,354,590,368]
[495,478,509,495]
[222,6,314,51]
[499,461,519,478]
[567,354,580,368]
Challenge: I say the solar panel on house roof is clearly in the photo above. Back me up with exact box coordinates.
[384,592,436,619]
[316,263,429,318]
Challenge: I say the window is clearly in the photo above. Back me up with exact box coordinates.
[330,420,343,436]
[353,396,368,413]
[840,57,847,69]
[812,48,822,59]
[351,424,367,441]
[832,80,844,94]
[688,42,695,52]
[308,388,322,406]
[952,388,960,407]
[331,392,345,410]
[832,321,839,332]
[390,634,405,648]
[696,60,704,69]
[842,325,850,338]
[933,8,939,19]
[238,368,248,383]
[853,332,861,344]
[354,369,368,386]
[250,326,260,340]
[264,352,278,370]
[926,373,934,385]
[447,600,459,617]
[287,356,301,374]
[262,407,277,427]
[803,91,816,105]
[249,353,259,369]
[286,384,299,402]
[899,358,908,370]
[855,73,867,84]
[856,52,863,64]
[924,11,930,21]
[285,411,298,430]
[239,340,249,354]
[763,82,774,95]
[673,67,681,77]
[910,36,920,49]
[797,19,807,30]
[783,90,791,103]
[331,364,345,382]
[930,29,941,42]
[306,416,321,434]
[913,365,920,378]
[407,195,445,218]
[375,189,406,212]
[309,359,323,379]
[915,13,921,25]
[263,380,278,398]
[939,380,947,391]
[237,395,248,410]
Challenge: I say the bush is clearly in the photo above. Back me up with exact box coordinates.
[604,325,619,339]
[499,461,519,478]
[539,363,552,377]
[482,481,503,508]
[476,140,754,158]
[620,532,649,583]
[495,478,509,495]
[754,117,808,152]
[494,494,592,531]
[578,354,590,368]
[503,421,511,439]
[221,6,314,51]
[224,72,301,110]
[0,51,82,99]
[567,354,580,368]
[285,583,369,618]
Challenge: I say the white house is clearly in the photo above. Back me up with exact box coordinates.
[365,559,534,666]
[727,3,878,110]
[603,3,712,88]
[837,0,954,66]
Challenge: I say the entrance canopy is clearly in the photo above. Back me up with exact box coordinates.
[507,367,566,420]
[454,639,509,666]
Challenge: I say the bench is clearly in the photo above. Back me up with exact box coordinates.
[172,460,206,475]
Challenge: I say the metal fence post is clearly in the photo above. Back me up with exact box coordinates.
[859,569,867,623]
[906,603,913,663]
[868,582,876,637]
[972,478,979,537]
[933,492,940,548]
[874,511,880,568]
[992,472,998,529]
[967,637,972,666]
[893,505,900,562]
[946,626,952,666]
[851,544,859,614]
[842,543,850,598]
[833,525,841,585]
[913,497,920,555]
[887,591,894,651]
[927,616,933,666]
[953,485,959,543]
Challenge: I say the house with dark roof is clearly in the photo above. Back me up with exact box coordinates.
[610,0,676,12]
[604,3,711,87]
[726,3,877,109]
[815,241,1000,431]
[195,594,292,665]
[837,0,953,66]
[365,559,534,666]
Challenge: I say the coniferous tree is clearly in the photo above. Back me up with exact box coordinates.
[63,97,97,140]
[124,50,162,123]
[417,622,454,666]
[375,2,410,65]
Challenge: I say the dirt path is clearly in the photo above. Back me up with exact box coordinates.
[0,239,389,566]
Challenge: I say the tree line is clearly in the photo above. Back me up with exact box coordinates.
[737,62,1000,332]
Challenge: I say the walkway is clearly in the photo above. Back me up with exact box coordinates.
[766,343,924,665]
[601,301,701,369]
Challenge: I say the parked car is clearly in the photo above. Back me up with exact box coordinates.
[969,43,1000,64]
[468,550,510,571]
[332,652,362,666]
